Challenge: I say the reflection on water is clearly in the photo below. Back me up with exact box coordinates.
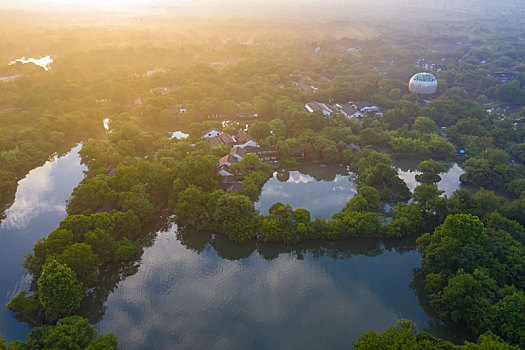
[0,145,86,342]
[0,75,22,82]
[393,158,464,197]
[170,131,189,139]
[96,225,430,350]
[255,164,357,218]
[2,145,85,230]
[9,56,53,71]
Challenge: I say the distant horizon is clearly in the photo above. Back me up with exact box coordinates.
[0,0,516,14]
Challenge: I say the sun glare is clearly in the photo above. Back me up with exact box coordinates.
[9,56,53,71]
[9,0,172,12]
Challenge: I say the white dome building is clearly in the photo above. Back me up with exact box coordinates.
[409,73,438,94]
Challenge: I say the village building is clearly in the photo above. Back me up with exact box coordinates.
[334,103,364,119]
[347,143,361,151]
[218,154,240,168]
[304,101,336,116]
[222,181,243,193]
[229,146,247,158]
[218,175,243,192]
[165,106,181,117]
[237,110,258,119]
[144,68,167,77]
[352,101,382,114]
[203,129,258,149]
[202,128,223,139]
[305,100,382,119]
[205,113,225,119]
[289,146,310,161]
[416,59,447,72]
[291,74,319,92]
[149,86,176,95]
[490,73,517,84]
[243,146,278,161]
[208,133,236,148]
[233,130,252,144]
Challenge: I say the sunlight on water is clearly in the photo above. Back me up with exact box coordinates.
[9,56,53,71]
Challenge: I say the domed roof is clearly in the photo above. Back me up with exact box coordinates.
[409,72,438,94]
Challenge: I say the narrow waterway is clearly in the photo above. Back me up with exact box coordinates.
[0,145,86,341]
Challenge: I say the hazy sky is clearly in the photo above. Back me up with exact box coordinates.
[0,0,472,12]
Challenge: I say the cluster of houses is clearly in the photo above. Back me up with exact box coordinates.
[290,74,323,93]
[304,101,382,119]
[202,109,258,120]
[202,128,257,149]
[490,72,517,84]
[202,128,276,192]
[201,127,307,192]
[416,59,447,72]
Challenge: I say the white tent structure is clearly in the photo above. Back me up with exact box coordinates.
[409,73,438,94]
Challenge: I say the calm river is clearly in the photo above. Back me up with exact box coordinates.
[0,144,86,341]
[1,153,443,348]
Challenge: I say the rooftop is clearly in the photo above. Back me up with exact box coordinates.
[412,73,437,82]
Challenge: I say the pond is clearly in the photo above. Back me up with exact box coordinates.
[255,164,357,218]
[0,145,86,341]
[392,158,464,197]
[0,154,442,348]
[95,228,431,350]
[9,56,53,71]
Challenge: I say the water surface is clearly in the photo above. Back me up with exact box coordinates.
[0,145,86,341]
[96,228,430,350]
[9,56,53,71]
[255,164,357,218]
[393,158,464,196]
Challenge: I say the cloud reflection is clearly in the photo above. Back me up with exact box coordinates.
[255,165,357,218]
[96,229,418,350]
[2,145,85,230]
[396,163,464,197]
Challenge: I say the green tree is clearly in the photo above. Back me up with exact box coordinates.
[174,186,217,231]
[26,316,119,350]
[430,270,494,329]
[358,186,381,211]
[417,159,447,183]
[276,140,290,159]
[37,260,83,316]
[54,243,99,287]
[249,121,271,141]
[386,202,425,237]
[270,119,287,139]
[489,291,525,347]
[215,193,257,243]
[66,175,116,216]
[413,116,438,134]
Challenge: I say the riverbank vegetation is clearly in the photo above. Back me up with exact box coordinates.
[2,4,525,348]
[0,316,117,349]
[354,320,519,349]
